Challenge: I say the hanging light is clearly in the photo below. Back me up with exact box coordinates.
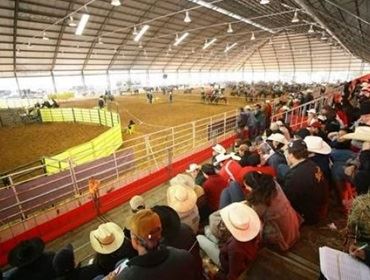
[184,11,191,23]
[16,48,21,55]
[260,0,270,4]
[27,41,32,48]
[227,23,233,33]
[68,16,77,27]
[98,37,103,44]
[111,0,121,6]
[42,32,49,40]
[308,24,314,34]
[133,26,138,35]
[268,37,273,44]
[168,44,172,52]
[139,41,143,48]
[250,32,256,40]
[75,13,90,35]
[291,11,299,23]
[191,47,195,53]
[321,31,328,40]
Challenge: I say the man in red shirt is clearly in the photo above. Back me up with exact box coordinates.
[201,164,228,212]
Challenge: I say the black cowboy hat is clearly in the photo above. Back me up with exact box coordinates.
[151,205,181,240]
[8,237,45,267]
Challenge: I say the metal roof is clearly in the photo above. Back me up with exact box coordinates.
[1,0,369,77]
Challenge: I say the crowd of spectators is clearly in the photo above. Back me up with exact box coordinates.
[3,79,370,280]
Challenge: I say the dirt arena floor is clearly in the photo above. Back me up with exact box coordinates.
[0,123,108,173]
[1,94,248,174]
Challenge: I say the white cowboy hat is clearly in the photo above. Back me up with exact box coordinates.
[214,153,231,166]
[304,136,332,155]
[186,163,201,173]
[270,122,279,131]
[281,106,290,111]
[220,202,261,242]
[341,126,370,142]
[90,222,124,254]
[267,133,288,145]
[170,173,195,189]
[212,144,226,155]
[276,120,284,126]
[307,109,317,114]
[129,195,145,212]
[229,152,241,161]
[318,115,327,122]
[167,185,197,213]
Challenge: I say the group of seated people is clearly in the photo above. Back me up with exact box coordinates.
[3,81,370,280]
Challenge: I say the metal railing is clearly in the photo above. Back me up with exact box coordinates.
[0,88,338,242]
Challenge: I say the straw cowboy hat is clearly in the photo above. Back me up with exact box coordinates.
[304,136,332,155]
[167,185,197,213]
[170,173,195,188]
[267,133,288,145]
[212,144,226,155]
[8,237,45,267]
[220,202,261,242]
[186,163,201,173]
[90,222,124,254]
[341,126,370,142]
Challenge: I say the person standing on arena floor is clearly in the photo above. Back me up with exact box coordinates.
[89,177,101,215]
[115,209,200,280]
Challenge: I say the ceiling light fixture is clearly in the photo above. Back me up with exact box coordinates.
[134,25,149,42]
[291,10,299,23]
[184,11,191,23]
[98,37,103,44]
[269,37,273,44]
[224,42,237,52]
[186,0,275,33]
[75,13,90,35]
[174,32,189,46]
[260,0,270,4]
[68,16,77,27]
[168,45,172,52]
[203,38,217,50]
[42,32,49,40]
[321,31,328,40]
[133,26,138,35]
[308,24,314,34]
[27,41,32,48]
[227,23,233,33]
[191,48,195,53]
[111,0,121,6]
[250,32,256,40]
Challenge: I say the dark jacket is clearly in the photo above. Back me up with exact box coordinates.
[53,264,103,280]
[267,151,287,173]
[354,150,370,195]
[94,228,137,274]
[8,252,56,280]
[161,223,202,279]
[219,181,245,209]
[282,159,327,225]
[117,246,201,280]
[310,154,331,182]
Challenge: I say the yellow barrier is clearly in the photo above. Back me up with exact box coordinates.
[40,108,122,174]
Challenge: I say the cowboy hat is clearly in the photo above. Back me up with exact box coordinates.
[341,126,370,142]
[170,173,195,188]
[214,153,231,166]
[152,205,181,240]
[90,222,124,254]
[276,120,284,126]
[307,108,316,114]
[229,152,241,161]
[186,163,201,173]
[318,115,327,122]
[8,237,45,267]
[220,202,261,242]
[212,144,226,155]
[167,185,197,213]
[270,122,279,131]
[304,136,332,155]
[267,133,288,145]
[129,195,145,212]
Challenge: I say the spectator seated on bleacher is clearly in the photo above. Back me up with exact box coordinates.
[151,205,203,279]
[7,237,56,280]
[90,222,129,275]
[281,139,328,225]
[52,243,103,280]
[115,209,201,280]
[244,172,302,251]
[167,184,200,234]
[197,202,261,280]
[213,153,242,183]
[185,163,206,187]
